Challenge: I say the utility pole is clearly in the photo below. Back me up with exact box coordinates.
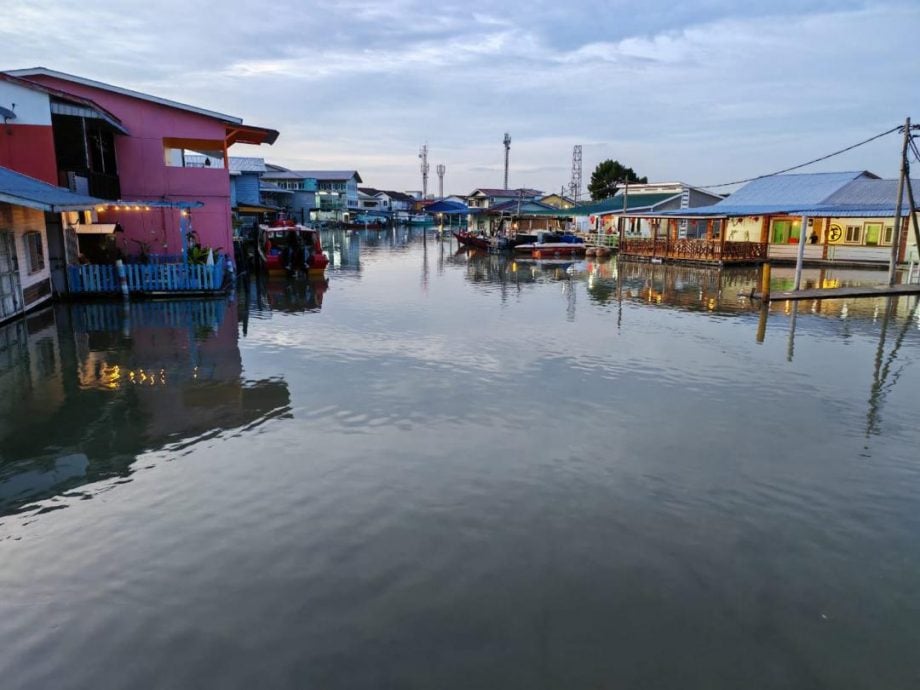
[419,144,430,199]
[436,164,445,199]
[569,145,582,204]
[503,132,511,190]
[889,117,911,285]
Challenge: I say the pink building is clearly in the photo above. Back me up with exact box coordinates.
[5,68,278,257]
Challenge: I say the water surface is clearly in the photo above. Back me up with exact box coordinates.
[1,229,919,689]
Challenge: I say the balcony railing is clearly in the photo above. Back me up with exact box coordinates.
[620,238,767,263]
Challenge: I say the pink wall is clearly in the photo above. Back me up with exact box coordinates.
[0,124,58,185]
[23,75,235,255]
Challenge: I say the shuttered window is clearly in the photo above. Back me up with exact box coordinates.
[24,231,45,274]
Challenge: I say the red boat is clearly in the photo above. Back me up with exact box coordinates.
[453,231,491,249]
[259,222,329,276]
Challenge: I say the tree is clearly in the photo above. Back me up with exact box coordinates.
[588,160,648,200]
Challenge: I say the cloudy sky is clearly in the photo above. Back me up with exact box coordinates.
[4,0,918,195]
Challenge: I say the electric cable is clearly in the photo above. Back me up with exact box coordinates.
[694,125,901,190]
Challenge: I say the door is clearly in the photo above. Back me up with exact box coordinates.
[0,230,23,320]
[771,220,790,244]
[44,212,69,296]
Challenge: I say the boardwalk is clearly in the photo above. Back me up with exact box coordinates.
[757,284,920,302]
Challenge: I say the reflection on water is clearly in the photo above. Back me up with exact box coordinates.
[0,300,290,517]
[2,234,920,689]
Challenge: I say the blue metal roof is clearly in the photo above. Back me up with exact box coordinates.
[719,171,872,206]
[654,171,883,217]
[0,165,106,212]
[425,199,469,214]
[822,178,920,206]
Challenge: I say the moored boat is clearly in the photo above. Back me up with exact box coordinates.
[453,231,491,249]
[259,222,329,276]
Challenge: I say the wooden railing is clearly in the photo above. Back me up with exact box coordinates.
[620,238,767,263]
[68,257,226,294]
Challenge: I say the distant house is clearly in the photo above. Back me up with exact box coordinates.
[261,167,362,222]
[3,67,278,264]
[466,188,543,210]
[374,191,416,216]
[357,187,383,212]
[540,193,576,209]
[580,182,723,234]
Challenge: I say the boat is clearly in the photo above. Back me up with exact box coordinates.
[453,231,491,249]
[345,214,388,229]
[258,221,329,276]
[512,231,586,258]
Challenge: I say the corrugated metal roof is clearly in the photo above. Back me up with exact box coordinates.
[6,67,245,124]
[0,165,107,212]
[469,188,543,198]
[718,171,873,206]
[262,170,362,182]
[822,178,920,206]
[260,181,294,194]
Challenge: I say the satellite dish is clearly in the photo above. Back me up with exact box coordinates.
[0,106,15,122]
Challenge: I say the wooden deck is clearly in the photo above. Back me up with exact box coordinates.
[757,284,920,302]
[620,238,767,265]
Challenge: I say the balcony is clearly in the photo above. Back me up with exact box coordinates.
[61,169,121,200]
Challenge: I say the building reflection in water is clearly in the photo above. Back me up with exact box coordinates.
[0,299,290,517]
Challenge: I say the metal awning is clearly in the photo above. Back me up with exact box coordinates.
[50,100,128,134]
[0,165,108,212]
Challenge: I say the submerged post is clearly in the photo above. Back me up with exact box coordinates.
[115,259,129,299]
[760,262,772,302]
[756,303,768,343]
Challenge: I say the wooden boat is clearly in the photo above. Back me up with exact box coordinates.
[258,222,329,275]
[454,231,491,249]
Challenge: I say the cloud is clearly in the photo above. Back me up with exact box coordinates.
[2,0,918,194]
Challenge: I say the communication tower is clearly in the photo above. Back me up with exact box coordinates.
[503,133,511,189]
[419,144,430,198]
[569,145,582,204]
[436,164,446,198]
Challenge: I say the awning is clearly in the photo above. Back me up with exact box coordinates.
[237,204,278,213]
[0,165,108,212]
[225,123,280,146]
[73,223,118,234]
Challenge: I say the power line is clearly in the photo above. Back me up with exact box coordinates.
[695,125,902,190]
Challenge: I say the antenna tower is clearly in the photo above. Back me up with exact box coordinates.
[503,132,511,189]
[569,145,582,204]
[419,144,430,198]
[436,164,446,198]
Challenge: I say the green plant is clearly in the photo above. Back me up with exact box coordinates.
[187,245,223,265]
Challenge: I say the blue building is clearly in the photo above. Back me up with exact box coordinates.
[261,166,362,222]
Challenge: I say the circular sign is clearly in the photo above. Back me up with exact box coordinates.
[828,224,843,242]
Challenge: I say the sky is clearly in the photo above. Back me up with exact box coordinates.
[3,0,919,196]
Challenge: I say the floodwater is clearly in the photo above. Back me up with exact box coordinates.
[2,228,919,689]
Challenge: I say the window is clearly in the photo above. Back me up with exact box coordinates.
[845,224,861,243]
[24,232,45,274]
[883,225,894,245]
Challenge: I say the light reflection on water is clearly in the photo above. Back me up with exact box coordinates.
[1,231,919,689]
